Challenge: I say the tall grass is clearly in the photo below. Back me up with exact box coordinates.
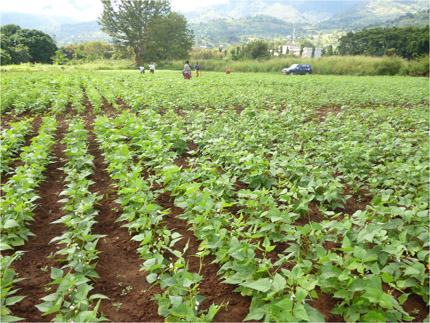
[2,56,427,76]
[160,55,429,76]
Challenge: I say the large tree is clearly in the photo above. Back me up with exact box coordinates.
[145,12,194,61]
[100,0,193,66]
[0,24,57,64]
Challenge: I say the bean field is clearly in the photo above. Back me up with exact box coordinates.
[1,70,429,322]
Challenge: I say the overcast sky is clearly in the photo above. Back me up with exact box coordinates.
[0,0,229,21]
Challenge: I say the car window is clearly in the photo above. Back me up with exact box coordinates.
[289,64,298,68]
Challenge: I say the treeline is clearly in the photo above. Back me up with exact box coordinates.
[1,24,57,64]
[338,26,429,59]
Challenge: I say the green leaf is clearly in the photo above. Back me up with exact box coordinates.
[169,296,182,307]
[370,262,380,275]
[3,219,19,229]
[293,303,309,321]
[170,303,190,318]
[5,296,25,306]
[50,267,63,280]
[304,304,325,322]
[360,310,386,322]
[89,294,109,300]
[274,297,293,312]
[241,278,271,293]
[244,307,266,321]
[379,293,393,310]
[404,262,424,278]
[271,273,286,293]
[333,289,348,299]
[146,273,157,284]
[353,246,366,260]
[1,314,25,322]
[362,288,382,303]
[398,293,409,305]
[35,302,52,313]
[349,278,366,292]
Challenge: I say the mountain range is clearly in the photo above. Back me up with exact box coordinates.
[1,0,428,47]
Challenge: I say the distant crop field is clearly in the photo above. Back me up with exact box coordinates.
[1,70,429,322]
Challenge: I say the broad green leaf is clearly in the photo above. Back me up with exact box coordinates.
[241,278,271,293]
[304,304,325,322]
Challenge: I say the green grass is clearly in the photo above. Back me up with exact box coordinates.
[1,55,428,76]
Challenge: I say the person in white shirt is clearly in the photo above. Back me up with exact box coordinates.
[149,63,155,74]
[139,66,145,74]
[183,60,191,79]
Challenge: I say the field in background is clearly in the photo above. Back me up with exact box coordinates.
[1,70,429,322]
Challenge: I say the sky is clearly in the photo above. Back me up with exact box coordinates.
[0,0,229,21]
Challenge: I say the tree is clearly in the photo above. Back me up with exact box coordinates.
[145,12,194,61]
[338,26,429,59]
[53,50,68,65]
[100,0,174,66]
[245,40,269,59]
[0,24,56,64]
[1,24,21,38]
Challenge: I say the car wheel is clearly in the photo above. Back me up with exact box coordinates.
[290,72,294,75]
[306,72,310,75]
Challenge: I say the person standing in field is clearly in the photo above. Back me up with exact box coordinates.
[183,60,191,80]
[149,62,155,74]
[194,62,200,77]
[139,66,145,74]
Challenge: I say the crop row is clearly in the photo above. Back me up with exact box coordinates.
[0,118,33,175]
[36,118,107,321]
[93,113,223,321]
[1,116,57,322]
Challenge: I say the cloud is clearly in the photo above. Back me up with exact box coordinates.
[171,0,228,12]
[1,0,228,20]
[1,0,102,21]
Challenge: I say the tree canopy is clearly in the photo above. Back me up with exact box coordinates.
[245,40,269,60]
[1,24,57,64]
[338,26,429,59]
[99,0,194,66]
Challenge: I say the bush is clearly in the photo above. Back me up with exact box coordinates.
[373,57,403,75]
[404,55,429,76]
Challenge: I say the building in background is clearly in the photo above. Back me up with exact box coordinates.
[281,45,322,58]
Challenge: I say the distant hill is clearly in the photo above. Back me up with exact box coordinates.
[41,21,111,46]
[1,0,428,48]
[318,0,429,29]
[184,0,367,23]
[368,9,429,28]
[191,15,300,47]
[184,0,361,24]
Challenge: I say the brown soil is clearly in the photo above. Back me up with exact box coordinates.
[0,111,39,129]
[303,105,342,124]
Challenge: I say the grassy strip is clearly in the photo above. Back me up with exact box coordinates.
[1,55,428,76]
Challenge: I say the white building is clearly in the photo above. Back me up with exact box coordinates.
[281,45,322,58]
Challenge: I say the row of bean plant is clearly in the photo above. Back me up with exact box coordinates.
[36,118,107,321]
[1,117,57,322]
[0,118,33,175]
[93,113,222,321]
